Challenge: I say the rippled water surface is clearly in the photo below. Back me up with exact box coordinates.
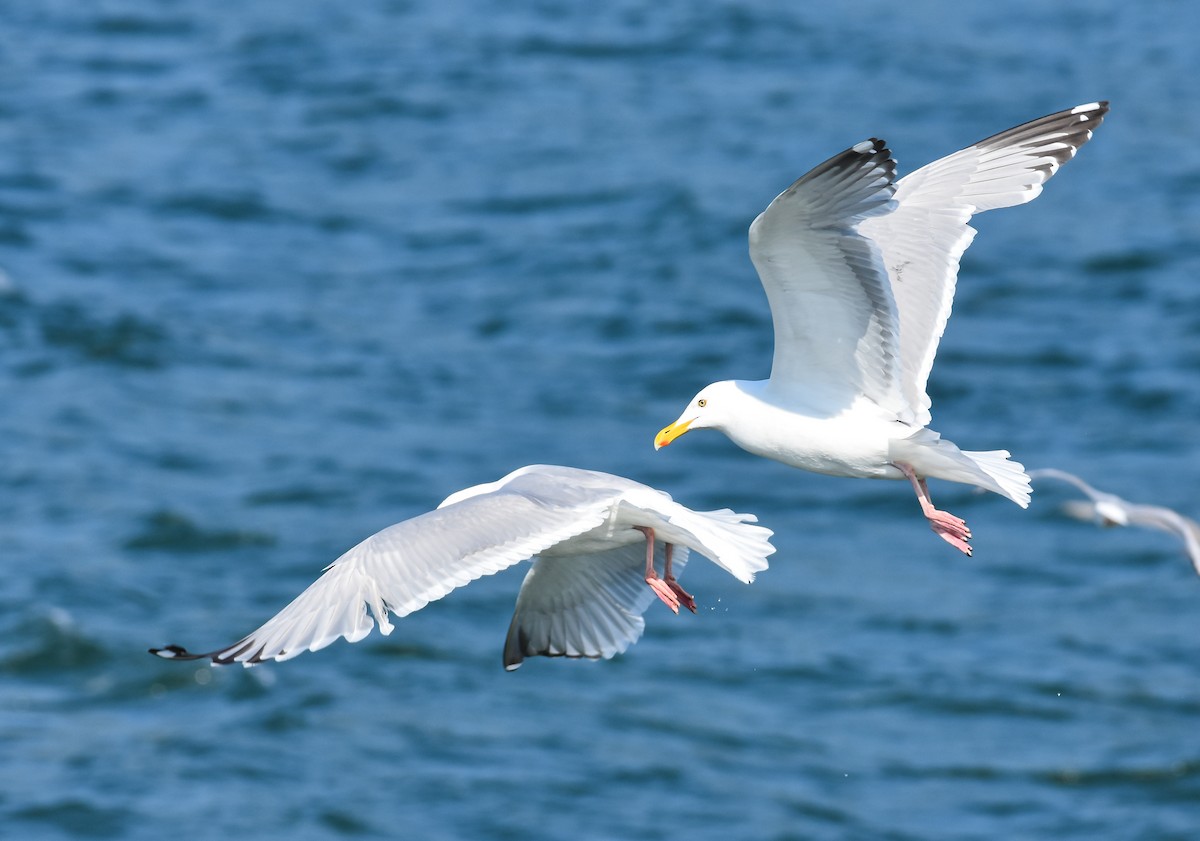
[3,2,1200,839]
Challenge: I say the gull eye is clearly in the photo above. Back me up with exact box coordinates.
[697,399,707,408]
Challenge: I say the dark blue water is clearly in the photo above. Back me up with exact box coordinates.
[3,2,1199,839]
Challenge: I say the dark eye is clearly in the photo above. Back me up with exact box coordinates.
[697,398,707,408]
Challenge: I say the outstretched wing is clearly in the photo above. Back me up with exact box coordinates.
[749,139,907,417]
[860,102,1109,426]
[150,486,620,666]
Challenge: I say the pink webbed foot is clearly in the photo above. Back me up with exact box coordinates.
[665,576,696,614]
[662,541,696,614]
[635,527,695,614]
[895,462,974,557]
[645,575,681,614]
[926,509,973,556]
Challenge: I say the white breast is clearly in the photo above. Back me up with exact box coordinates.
[720,384,907,479]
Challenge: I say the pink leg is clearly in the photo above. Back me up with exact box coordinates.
[635,526,682,614]
[894,462,973,556]
[663,544,696,614]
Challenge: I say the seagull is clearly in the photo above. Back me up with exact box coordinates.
[149,465,775,670]
[655,102,1109,556]
[1029,468,1200,574]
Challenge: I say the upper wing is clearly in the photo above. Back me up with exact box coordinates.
[150,485,620,666]
[860,102,1109,426]
[749,139,908,416]
[501,542,690,670]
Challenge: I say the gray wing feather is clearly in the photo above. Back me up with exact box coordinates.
[860,103,1108,425]
[749,139,907,415]
[153,489,617,666]
[502,543,690,670]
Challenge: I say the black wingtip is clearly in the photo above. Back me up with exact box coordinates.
[149,644,200,660]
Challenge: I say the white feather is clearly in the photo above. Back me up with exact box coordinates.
[151,465,775,668]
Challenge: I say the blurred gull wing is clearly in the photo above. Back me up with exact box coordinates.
[1122,503,1200,575]
[1029,467,1111,504]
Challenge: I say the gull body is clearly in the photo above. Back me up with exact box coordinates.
[150,465,775,670]
[657,103,1110,554]
[1030,468,1200,574]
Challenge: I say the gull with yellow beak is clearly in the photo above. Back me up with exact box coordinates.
[656,103,1109,555]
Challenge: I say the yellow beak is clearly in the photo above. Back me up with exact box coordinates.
[654,418,692,450]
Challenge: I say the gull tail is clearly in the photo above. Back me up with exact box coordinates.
[891,428,1031,508]
[672,508,776,584]
[961,449,1032,508]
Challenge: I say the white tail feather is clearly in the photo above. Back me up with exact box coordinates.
[891,429,1031,507]
[672,509,775,583]
[962,449,1032,508]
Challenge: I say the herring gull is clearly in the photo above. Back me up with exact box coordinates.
[655,103,1109,555]
[1030,468,1200,574]
[150,465,775,670]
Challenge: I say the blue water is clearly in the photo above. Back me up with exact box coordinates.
[3,1,1200,838]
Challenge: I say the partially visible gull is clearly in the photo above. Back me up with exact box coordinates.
[656,102,1110,556]
[1029,468,1200,575]
[150,465,775,670]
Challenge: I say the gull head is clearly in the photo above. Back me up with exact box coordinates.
[655,382,734,450]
